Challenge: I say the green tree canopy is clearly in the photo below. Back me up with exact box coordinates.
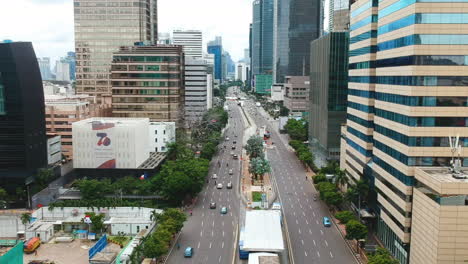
[284,119,308,141]
[249,157,271,180]
[323,191,343,207]
[345,220,368,241]
[84,212,105,234]
[368,248,399,264]
[245,135,264,158]
[335,211,356,224]
[76,179,112,200]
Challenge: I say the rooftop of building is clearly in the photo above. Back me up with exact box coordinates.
[415,166,468,196]
[115,44,183,54]
[73,117,150,126]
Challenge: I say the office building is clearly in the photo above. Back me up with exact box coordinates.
[309,32,349,165]
[45,94,112,159]
[184,57,208,124]
[329,0,350,32]
[0,42,47,178]
[254,74,272,94]
[173,30,203,58]
[273,0,321,82]
[158,32,172,45]
[283,76,310,116]
[207,37,223,81]
[271,84,284,101]
[64,51,76,81]
[236,62,248,82]
[251,0,274,76]
[37,57,52,81]
[74,0,158,100]
[55,60,71,82]
[148,122,176,153]
[46,134,62,165]
[204,53,215,74]
[341,1,468,263]
[206,73,213,109]
[111,45,185,126]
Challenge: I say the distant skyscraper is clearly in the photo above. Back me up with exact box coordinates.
[0,42,47,179]
[207,36,223,81]
[65,52,76,81]
[252,0,274,76]
[173,30,203,58]
[111,45,185,126]
[37,57,52,80]
[74,0,158,100]
[273,0,321,82]
[329,0,349,31]
[158,32,172,44]
[55,60,71,82]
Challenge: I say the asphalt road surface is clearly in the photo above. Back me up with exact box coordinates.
[166,88,244,264]
[241,94,357,264]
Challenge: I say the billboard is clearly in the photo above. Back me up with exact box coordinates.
[92,121,116,168]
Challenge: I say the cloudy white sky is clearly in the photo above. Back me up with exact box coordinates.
[0,0,252,64]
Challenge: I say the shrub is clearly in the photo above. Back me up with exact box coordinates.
[252,191,262,202]
[335,211,356,224]
[313,174,327,184]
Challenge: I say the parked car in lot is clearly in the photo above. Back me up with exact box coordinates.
[227,182,232,189]
[184,247,193,257]
[210,202,216,209]
[229,169,233,175]
[220,207,228,214]
[217,183,223,189]
[323,217,331,227]
[212,174,218,179]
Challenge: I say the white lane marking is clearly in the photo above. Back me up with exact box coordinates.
[294,191,297,195]
[316,220,319,225]
[320,230,324,235]
[309,205,312,210]
[313,212,315,217]
[301,186,303,190]
[219,256,222,263]
[200,231,203,237]
[313,240,316,246]
[306,199,309,203]
[202,212,204,217]
[325,240,328,247]
[296,219,299,225]
[305,220,309,225]
[293,211,296,216]
[301,239,304,245]
[209,242,212,248]
[223,231,225,237]
[230,212,232,216]
[202,205,204,209]
[212,230,214,237]
[197,241,200,249]
[309,229,312,234]
[222,242,225,248]
[304,251,308,257]
[201,221,204,227]
[298,228,302,234]
[203,197,205,202]
[212,220,215,227]
[317,251,321,258]
[330,252,334,258]
[222,221,224,226]
[302,212,305,216]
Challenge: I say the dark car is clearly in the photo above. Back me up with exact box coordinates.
[231,145,236,150]
[210,202,216,209]
[233,154,238,160]
[233,140,237,144]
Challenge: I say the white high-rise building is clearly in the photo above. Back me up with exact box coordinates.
[206,73,213,110]
[235,62,248,82]
[184,57,208,124]
[56,60,71,82]
[172,30,203,58]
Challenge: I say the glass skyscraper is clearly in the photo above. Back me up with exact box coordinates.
[74,0,157,100]
[252,0,274,76]
[342,0,468,263]
[273,0,321,82]
[207,39,222,81]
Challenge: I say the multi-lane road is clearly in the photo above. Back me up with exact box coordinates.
[167,87,356,263]
[242,95,357,264]
[166,90,245,264]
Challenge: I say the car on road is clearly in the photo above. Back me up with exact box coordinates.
[323,217,331,227]
[229,169,233,175]
[184,247,193,257]
[217,183,223,189]
[231,145,236,150]
[233,154,238,160]
[227,182,232,189]
[220,206,228,214]
[212,174,218,179]
[233,140,237,144]
[225,137,230,141]
[210,202,216,209]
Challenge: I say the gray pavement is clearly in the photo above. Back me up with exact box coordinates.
[166,88,244,264]
[242,95,358,264]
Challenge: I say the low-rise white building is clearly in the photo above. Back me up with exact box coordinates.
[72,118,150,169]
[47,134,62,165]
[271,84,284,101]
[148,122,176,153]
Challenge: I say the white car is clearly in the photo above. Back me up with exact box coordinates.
[217,183,223,189]
[212,174,218,179]
[229,169,233,175]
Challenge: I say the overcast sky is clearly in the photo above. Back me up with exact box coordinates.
[0,0,252,65]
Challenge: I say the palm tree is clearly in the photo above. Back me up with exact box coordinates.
[334,169,348,191]
[150,210,159,223]
[21,212,32,232]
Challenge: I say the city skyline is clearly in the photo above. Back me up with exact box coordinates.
[0,0,252,63]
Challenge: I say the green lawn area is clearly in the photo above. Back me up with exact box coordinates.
[108,236,131,246]
[252,191,262,202]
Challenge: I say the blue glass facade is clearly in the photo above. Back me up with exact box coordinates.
[378,14,468,35]
[350,30,377,44]
[378,34,468,52]
[207,45,222,80]
[351,0,378,18]
[350,15,378,31]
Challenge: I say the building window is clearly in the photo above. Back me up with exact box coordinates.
[163,130,166,134]
[155,147,158,152]
[155,130,157,134]
[155,138,158,142]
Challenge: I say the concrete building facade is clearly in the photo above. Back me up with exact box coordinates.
[148,122,176,153]
[341,0,468,263]
[252,0,274,76]
[111,45,185,126]
[45,95,112,159]
[309,32,349,164]
[172,30,203,58]
[283,76,310,115]
[74,0,158,100]
[184,57,208,124]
